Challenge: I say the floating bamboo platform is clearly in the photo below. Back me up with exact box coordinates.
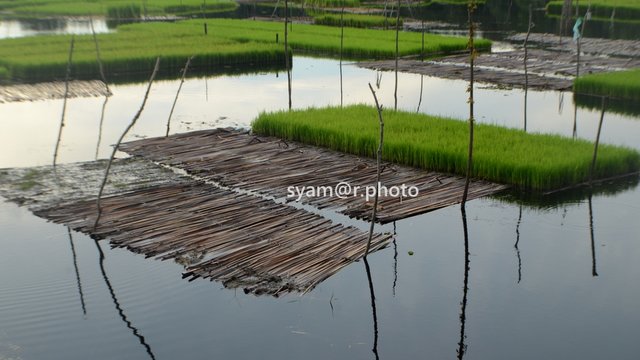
[358,47,640,91]
[507,33,640,58]
[0,80,110,103]
[0,159,390,296]
[119,128,508,223]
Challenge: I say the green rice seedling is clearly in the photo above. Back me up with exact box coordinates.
[252,105,640,191]
[314,14,402,28]
[574,69,640,102]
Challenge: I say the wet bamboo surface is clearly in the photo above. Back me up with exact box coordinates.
[119,128,508,223]
[0,80,110,103]
[35,182,391,296]
[359,46,640,91]
[507,33,640,58]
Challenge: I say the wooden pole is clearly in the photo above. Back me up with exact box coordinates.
[461,1,476,205]
[365,83,385,257]
[340,0,344,107]
[523,4,533,132]
[394,0,400,111]
[285,0,292,110]
[165,56,193,137]
[589,97,606,184]
[53,36,75,168]
[93,58,160,231]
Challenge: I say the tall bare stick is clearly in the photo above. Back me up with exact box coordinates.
[91,17,111,160]
[523,4,534,132]
[589,97,606,184]
[53,35,75,168]
[461,1,476,205]
[365,83,385,257]
[165,56,193,137]
[393,0,400,111]
[90,17,110,93]
[340,0,345,107]
[93,58,161,231]
[285,0,292,110]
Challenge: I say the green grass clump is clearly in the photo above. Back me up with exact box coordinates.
[574,69,640,102]
[251,105,640,191]
[547,0,640,21]
[314,13,402,28]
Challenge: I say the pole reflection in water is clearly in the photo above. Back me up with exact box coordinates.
[363,257,380,360]
[94,239,157,360]
[457,206,470,360]
[95,95,109,160]
[588,195,599,277]
[515,205,523,283]
[67,227,86,315]
[392,222,398,297]
[416,75,424,113]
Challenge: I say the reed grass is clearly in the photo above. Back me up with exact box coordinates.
[574,69,640,102]
[314,14,402,28]
[251,105,640,191]
[547,0,640,21]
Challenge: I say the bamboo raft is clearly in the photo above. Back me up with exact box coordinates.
[358,47,640,91]
[507,33,640,58]
[0,159,390,296]
[119,128,508,223]
[0,80,110,103]
[36,182,390,296]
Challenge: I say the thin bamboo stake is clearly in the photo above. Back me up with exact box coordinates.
[394,0,400,111]
[165,56,193,137]
[53,35,75,168]
[340,0,345,107]
[461,1,476,205]
[95,96,109,160]
[365,83,384,257]
[93,58,161,231]
[90,18,111,160]
[285,0,292,110]
[589,96,606,184]
[90,17,110,93]
[523,4,534,132]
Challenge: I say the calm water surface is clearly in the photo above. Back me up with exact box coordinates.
[1,7,640,359]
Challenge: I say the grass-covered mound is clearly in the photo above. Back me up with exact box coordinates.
[0,19,489,82]
[0,0,237,17]
[313,13,402,28]
[574,69,640,102]
[252,105,640,191]
[203,19,490,59]
[547,0,640,21]
[0,21,285,83]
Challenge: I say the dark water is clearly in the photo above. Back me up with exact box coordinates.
[1,4,640,359]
